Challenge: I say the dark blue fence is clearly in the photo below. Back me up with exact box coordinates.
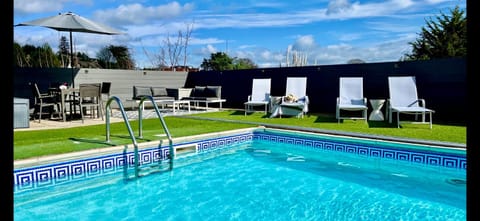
[14,58,466,123]
[185,58,466,123]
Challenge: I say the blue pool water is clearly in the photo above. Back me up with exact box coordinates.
[14,139,466,220]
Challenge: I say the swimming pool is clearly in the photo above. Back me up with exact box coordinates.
[14,128,466,220]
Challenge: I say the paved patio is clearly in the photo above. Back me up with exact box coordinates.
[15,108,214,131]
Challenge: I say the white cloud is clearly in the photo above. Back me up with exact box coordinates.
[93,2,195,26]
[201,44,218,55]
[14,0,65,14]
[190,37,224,45]
[308,35,414,65]
[424,0,451,4]
[14,0,93,15]
[323,0,417,19]
[238,44,257,49]
[326,0,353,15]
[338,33,362,41]
[366,21,421,33]
[259,50,274,60]
[13,0,464,69]
[292,35,316,51]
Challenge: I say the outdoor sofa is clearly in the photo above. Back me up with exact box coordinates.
[179,86,226,110]
[130,86,176,110]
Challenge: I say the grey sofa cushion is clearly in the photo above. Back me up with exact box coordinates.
[205,86,221,98]
[181,85,222,101]
[151,87,168,97]
[133,86,152,99]
[192,86,207,97]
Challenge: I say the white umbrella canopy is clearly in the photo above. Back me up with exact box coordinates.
[15,12,123,87]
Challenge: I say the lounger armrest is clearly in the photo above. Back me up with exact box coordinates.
[407,99,426,107]
[302,95,309,104]
[417,99,426,107]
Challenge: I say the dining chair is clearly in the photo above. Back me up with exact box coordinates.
[30,83,60,123]
[101,82,112,115]
[78,83,103,123]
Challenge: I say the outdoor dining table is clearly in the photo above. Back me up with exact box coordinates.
[58,87,79,122]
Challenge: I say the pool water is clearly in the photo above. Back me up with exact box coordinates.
[14,140,466,220]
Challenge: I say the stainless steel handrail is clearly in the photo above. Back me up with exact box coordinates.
[105,96,139,177]
[137,96,174,160]
[105,95,175,178]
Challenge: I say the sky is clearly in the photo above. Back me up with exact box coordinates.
[13,0,466,69]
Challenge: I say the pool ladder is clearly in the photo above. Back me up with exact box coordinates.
[105,95,174,178]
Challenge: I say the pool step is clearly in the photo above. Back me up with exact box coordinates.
[174,144,197,158]
[136,163,172,177]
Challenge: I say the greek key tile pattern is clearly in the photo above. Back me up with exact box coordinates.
[252,132,466,170]
[196,133,253,152]
[14,133,253,191]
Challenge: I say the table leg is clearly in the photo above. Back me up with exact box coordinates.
[61,93,66,122]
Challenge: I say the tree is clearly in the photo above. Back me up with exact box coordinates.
[233,57,258,69]
[153,21,194,69]
[200,52,234,71]
[347,59,365,64]
[39,43,61,68]
[200,52,258,71]
[21,44,39,67]
[58,36,70,67]
[96,46,115,69]
[75,52,91,62]
[96,45,135,69]
[108,45,135,69]
[160,32,183,68]
[403,6,466,60]
[13,42,61,68]
[182,22,194,68]
[13,42,26,67]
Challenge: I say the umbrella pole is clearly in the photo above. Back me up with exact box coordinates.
[70,31,75,88]
[69,31,77,119]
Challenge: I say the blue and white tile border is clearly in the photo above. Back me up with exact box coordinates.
[253,131,466,170]
[14,132,253,192]
[14,128,465,192]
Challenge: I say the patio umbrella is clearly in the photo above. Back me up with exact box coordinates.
[15,12,123,87]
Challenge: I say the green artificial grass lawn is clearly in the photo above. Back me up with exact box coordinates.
[14,117,254,160]
[191,110,466,144]
[14,110,466,161]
